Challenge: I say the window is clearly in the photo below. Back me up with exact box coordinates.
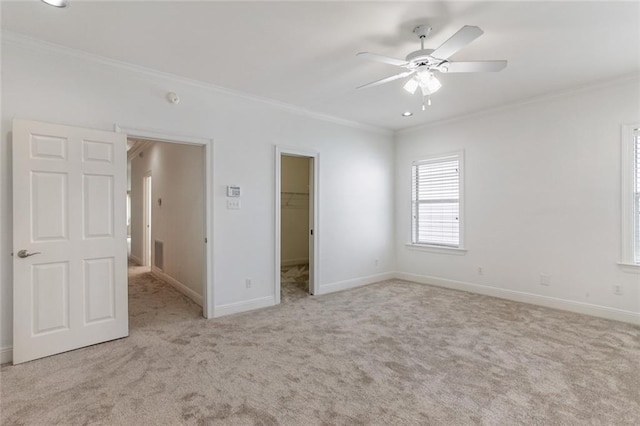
[635,129,640,264]
[621,124,640,268]
[411,152,464,248]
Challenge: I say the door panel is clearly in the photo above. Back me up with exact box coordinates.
[83,174,114,238]
[13,119,128,364]
[32,262,69,335]
[83,257,115,323]
[31,172,68,241]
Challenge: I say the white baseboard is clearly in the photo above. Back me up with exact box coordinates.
[396,272,640,326]
[128,255,142,266]
[281,258,309,267]
[151,267,203,307]
[214,296,275,318]
[1,346,13,364]
[317,271,396,295]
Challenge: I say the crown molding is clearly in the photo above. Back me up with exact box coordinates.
[397,71,640,136]
[1,30,392,137]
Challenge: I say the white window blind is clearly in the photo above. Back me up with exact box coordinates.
[634,129,640,264]
[412,154,461,247]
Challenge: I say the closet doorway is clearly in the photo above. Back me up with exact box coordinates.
[275,147,319,304]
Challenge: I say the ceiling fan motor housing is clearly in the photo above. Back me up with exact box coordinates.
[406,49,441,66]
[407,26,445,69]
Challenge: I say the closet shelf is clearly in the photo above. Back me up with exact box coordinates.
[281,191,309,209]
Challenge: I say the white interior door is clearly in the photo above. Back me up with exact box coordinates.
[308,158,315,295]
[12,119,128,364]
[143,174,152,267]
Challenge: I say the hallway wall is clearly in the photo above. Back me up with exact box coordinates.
[130,141,205,301]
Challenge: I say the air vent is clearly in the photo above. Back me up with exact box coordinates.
[154,240,164,270]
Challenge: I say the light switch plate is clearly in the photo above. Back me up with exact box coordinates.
[227,199,241,210]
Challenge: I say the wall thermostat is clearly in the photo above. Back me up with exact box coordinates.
[227,185,241,197]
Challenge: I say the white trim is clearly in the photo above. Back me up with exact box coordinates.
[1,347,13,364]
[128,255,143,266]
[116,125,215,319]
[411,152,461,166]
[116,125,212,146]
[142,172,153,268]
[4,31,390,137]
[214,296,275,318]
[399,72,640,135]
[617,262,640,274]
[396,272,640,326]
[281,258,310,267]
[275,146,320,304]
[151,267,203,307]
[316,272,395,295]
[405,243,467,255]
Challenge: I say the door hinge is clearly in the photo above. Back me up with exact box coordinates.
[205,238,208,243]
[310,229,313,236]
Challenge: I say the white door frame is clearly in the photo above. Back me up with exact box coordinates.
[275,146,319,303]
[116,125,215,319]
[142,172,152,267]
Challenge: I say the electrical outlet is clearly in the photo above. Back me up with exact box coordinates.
[613,284,623,295]
[477,266,484,275]
[245,278,252,289]
[539,274,551,286]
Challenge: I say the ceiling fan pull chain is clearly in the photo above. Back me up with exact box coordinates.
[421,95,433,111]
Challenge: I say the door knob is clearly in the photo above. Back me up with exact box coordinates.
[17,250,41,258]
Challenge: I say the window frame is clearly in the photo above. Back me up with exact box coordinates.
[620,123,640,272]
[409,150,465,252]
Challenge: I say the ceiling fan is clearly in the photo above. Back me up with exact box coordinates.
[357,24,507,108]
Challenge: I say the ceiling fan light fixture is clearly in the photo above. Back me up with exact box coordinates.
[403,76,419,94]
[417,69,442,95]
[41,0,69,7]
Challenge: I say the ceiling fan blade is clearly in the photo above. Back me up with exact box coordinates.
[357,70,414,89]
[441,60,507,73]
[357,52,409,67]
[430,25,484,60]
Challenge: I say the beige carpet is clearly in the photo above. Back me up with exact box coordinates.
[1,265,639,425]
[280,263,309,303]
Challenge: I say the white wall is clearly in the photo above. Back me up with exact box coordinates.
[130,141,205,298]
[395,77,640,320]
[0,38,395,352]
[281,155,310,265]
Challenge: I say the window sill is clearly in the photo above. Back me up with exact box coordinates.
[405,243,467,255]
[617,262,640,274]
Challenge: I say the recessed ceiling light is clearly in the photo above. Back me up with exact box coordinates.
[402,112,413,117]
[41,0,68,8]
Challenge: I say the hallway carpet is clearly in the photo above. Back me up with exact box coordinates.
[1,266,639,424]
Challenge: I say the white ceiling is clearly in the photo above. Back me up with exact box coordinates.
[2,1,639,131]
